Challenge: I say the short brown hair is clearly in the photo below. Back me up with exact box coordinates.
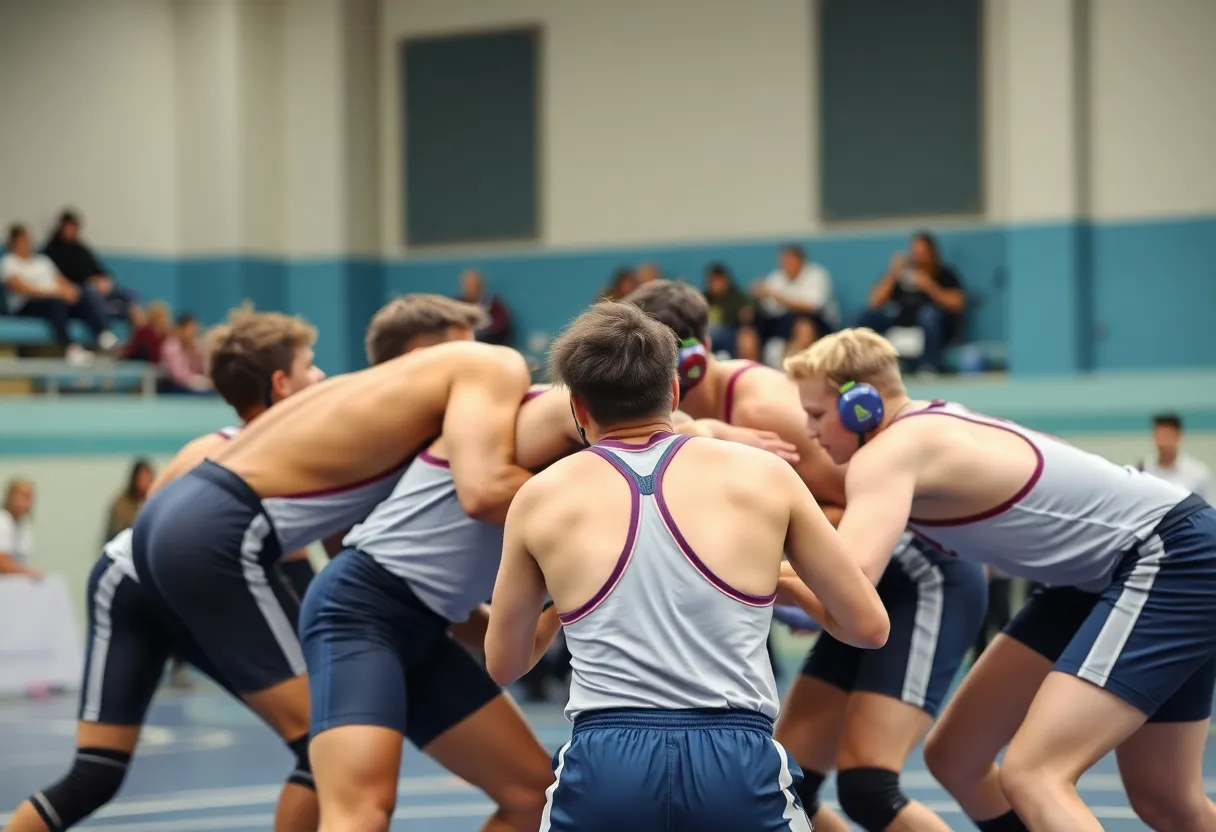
[623,279,709,343]
[365,294,488,365]
[548,301,678,426]
[784,327,906,396]
[205,306,317,416]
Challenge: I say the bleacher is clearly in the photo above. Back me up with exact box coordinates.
[0,316,158,396]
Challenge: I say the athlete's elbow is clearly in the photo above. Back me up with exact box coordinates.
[456,469,530,523]
[484,648,522,687]
[855,607,891,650]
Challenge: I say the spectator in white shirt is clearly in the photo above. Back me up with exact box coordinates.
[0,477,40,579]
[2,223,116,364]
[743,244,838,364]
[1138,414,1212,500]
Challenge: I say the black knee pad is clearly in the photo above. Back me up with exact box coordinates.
[793,768,826,817]
[31,747,131,831]
[286,734,315,791]
[835,767,909,832]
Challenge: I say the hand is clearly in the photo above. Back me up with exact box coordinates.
[912,269,935,291]
[888,252,907,274]
[88,274,114,295]
[715,424,800,464]
[59,284,80,303]
[750,282,772,300]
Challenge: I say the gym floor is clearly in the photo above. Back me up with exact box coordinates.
[0,682,1199,831]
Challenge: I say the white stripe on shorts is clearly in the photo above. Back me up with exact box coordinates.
[81,558,129,722]
[539,741,571,832]
[239,514,307,677]
[892,540,945,709]
[1077,534,1165,688]
[769,739,813,832]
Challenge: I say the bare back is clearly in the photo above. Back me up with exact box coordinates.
[213,341,520,498]
[526,434,791,612]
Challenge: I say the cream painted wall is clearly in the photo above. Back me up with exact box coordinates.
[0,0,178,254]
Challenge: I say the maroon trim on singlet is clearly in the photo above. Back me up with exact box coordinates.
[557,447,643,625]
[418,450,450,469]
[897,403,1045,528]
[277,464,404,500]
[597,431,675,452]
[722,362,763,424]
[653,435,777,606]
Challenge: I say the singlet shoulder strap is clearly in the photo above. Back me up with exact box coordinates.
[589,433,690,496]
[723,362,763,424]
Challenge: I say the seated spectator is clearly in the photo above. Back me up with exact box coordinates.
[859,231,965,373]
[1137,414,1212,500]
[158,312,212,394]
[104,458,155,542]
[457,268,513,346]
[745,244,838,364]
[124,300,171,363]
[702,263,752,358]
[599,267,638,301]
[1,223,116,364]
[0,477,40,579]
[43,209,145,326]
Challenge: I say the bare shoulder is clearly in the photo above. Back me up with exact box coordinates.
[150,432,229,495]
[441,341,528,377]
[512,450,596,511]
[684,434,797,482]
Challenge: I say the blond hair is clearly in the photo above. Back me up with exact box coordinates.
[783,327,906,395]
[204,305,317,416]
[364,294,488,365]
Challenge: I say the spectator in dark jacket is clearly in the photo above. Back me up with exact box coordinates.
[43,209,144,326]
[703,262,752,358]
[457,269,513,346]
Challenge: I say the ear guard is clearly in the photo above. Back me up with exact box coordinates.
[677,338,709,398]
[837,381,884,435]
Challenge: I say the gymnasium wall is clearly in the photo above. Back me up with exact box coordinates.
[0,0,1213,374]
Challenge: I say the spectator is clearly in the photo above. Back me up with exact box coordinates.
[702,263,751,358]
[124,300,171,363]
[746,244,838,364]
[457,269,513,346]
[1,223,116,364]
[104,458,155,542]
[158,313,212,394]
[1138,414,1212,500]
[43,209,145,327]
[0,477,40,579]
[636,262,662,285]
[859,231,965,373]
[600,267,638,301]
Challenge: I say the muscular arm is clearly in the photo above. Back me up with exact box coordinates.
[836,438,918,584]
[780,460,889,648]
[484,481,551,685]
[444,348,533,524]
[451,602,562,665]
[514,387,582,471]
[732,393,847,506]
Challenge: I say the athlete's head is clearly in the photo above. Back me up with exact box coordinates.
[3,477,34,520]
[364,294,486,365]
[624,280,712,397]
[784,327,906,464]
[1152,413,1184,463]
[548,301,679,444]
[206,307,321,421]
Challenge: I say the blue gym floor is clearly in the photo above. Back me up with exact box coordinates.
[0,683,1205,830]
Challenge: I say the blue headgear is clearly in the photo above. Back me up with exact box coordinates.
[677,338,709,399]
[837,380,884,437]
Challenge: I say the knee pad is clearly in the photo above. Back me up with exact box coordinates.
[793,768,826,817]
[31,747,130,831]
[835,767,909,832]
[286,734,315,791]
